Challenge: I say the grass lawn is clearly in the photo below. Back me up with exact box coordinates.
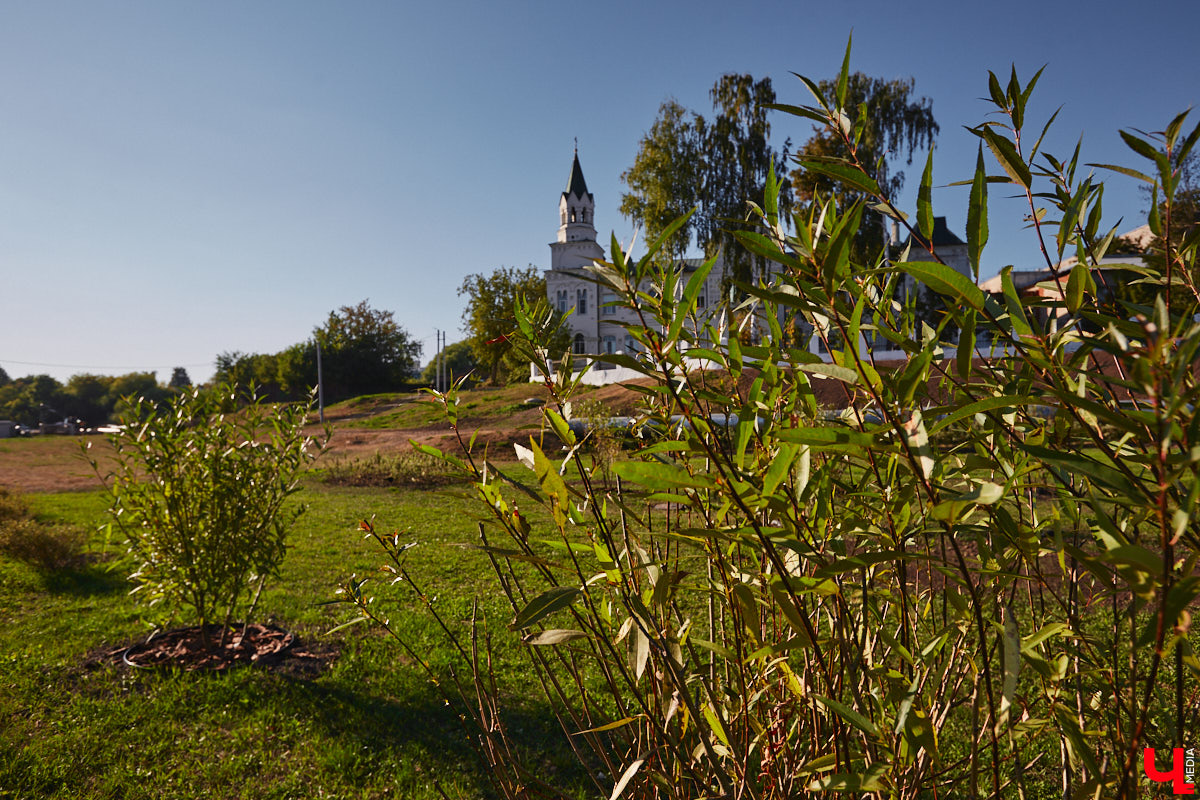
[0,475,590,800]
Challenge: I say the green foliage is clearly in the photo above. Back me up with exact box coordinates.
[349,46,1200,800]
[1,483,574,800]
[458,265,569,384]
[419,339,479,387]
[621,75,793,284]
[0,487,86,572]
[789,67,938,263]
[321,450,466,488]
[90,384,324,645]
[0,371,170,427]
[0,373,65,427]
[619,99,702,260]
[315,300,422,399]
[167,366,192,389]
[217,300,421,402]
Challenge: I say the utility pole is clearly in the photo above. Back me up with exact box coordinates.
[316,338,325,424]
[435,329,443,391]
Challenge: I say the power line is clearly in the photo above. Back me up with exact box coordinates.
[0,358,212,371]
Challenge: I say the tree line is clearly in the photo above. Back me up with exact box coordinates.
[0,368,191,429]
[0,300,424,427]
[213,299,422,403]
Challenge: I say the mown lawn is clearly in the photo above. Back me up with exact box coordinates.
[0,477,590,800]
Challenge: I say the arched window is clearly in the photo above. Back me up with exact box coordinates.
[561,209,566,225]
[570,207,576,222]
[573,334,586,354]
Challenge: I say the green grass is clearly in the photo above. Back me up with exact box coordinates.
[336,385,548,431]
[0,480,591,800]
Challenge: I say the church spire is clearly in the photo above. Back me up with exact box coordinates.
[565,145,590,201]
[557,144,596,243]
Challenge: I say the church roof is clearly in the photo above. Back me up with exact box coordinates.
[564,152,590,200]
[908,216,965,248]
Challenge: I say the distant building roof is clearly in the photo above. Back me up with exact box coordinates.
[909,216,964,249]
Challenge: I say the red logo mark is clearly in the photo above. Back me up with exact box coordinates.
[1144,748,1196,795]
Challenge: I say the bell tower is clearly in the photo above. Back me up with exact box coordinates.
[550,145,603,271]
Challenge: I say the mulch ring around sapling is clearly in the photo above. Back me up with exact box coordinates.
[86,623,340,678]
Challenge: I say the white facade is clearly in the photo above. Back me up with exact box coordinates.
[544,151,725,362]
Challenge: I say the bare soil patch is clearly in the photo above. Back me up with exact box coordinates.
[0,435,114,494]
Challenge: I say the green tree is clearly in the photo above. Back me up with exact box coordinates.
[62,374,114,426]
[0,374,64,427]
[168,367,192,389]
[701,74,792,284]
[459,266,567,384]
[619,99,702,259]
[420,340,479,387]
[91,384,323,649]
[0,365,9,387]
[314,300,420,400]
[213,352,284,399]
[790,71,938,261]
[620,75,792,284]
[103,371,167,420]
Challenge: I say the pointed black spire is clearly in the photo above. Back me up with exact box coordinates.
[565,149,589,200]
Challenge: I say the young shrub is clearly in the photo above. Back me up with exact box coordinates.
[0,487,88,572]
[338,45,1199,800]
[90,384,324,647]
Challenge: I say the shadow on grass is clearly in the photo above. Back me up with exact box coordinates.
[234,667,596,798]
[39,562,128,597]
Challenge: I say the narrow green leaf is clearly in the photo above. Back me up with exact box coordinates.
[1087,162,1156,184]
[326,615,369,636]
[1120,130,1170,176]
[1000,609,1019,732]
[798,160,881,197]
[511,586,582,630]
[814,695,879,736]
[1021,622,1072,652]
[763,102,830,126]
[896,260,987,312]
[790,72,828,110]
[667,255,717,344]
[1000,267,1034,337]
[544,408,575,446]
[609,759,645,800]
[957,310,976,380]
[927,395,1037,434]
[835,36,853,110]
[967,146,989,280]
[641,209,695,265]
[987,71,1006,108]
[917,148,934,241]
[575,716,641,735]
[612,460,716,490]
[979,127,1032,189]
[702,703,731,748]
[777,426,877,450]
[523,628,589,645]
[1065,260,1091,313]
[764,159,779,230]
[799,362,859,384]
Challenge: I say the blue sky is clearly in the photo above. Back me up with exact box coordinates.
[2,0,1196,384]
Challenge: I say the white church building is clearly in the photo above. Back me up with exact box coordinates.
[539,150,977,384]
[543,151,725,377]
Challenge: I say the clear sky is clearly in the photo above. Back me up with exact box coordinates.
[2,0,1196,384]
